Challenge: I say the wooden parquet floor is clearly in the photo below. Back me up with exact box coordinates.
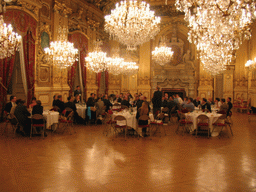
[0,112,256,192]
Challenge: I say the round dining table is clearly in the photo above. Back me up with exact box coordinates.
[43,111,59,129]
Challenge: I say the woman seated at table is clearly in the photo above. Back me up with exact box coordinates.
[95,97,105,118]
[29,97,37,110]
[32,100,45,134]
[136,101,149,136]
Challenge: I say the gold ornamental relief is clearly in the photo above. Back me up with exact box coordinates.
[39,67,50,82]
[54,0,72,16]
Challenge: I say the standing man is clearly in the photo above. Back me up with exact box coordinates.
[74,86,81,97]
[152,86,162,115]
[227,97,233,116]
[5,95,17,114]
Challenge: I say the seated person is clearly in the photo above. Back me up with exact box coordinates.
[219,98,228,113]
[182,98,195,111]
[52,94,58,107]
[193,97,201,107]
[201,98,211,112]
[103,95,113,112]
[215,98,221,108]
[32,100,45,134]
[29,97,37,109]
[95,97,105,118]
[65,96,84,124]
[5,95,17,115]
[121,95,131,108]
[250,106,256,113]
[54,95,65,113]
[86,93,96,123]
[167,96,177,113]
[14,99,31,135]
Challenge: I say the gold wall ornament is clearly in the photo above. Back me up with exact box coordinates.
[53,0,72,17]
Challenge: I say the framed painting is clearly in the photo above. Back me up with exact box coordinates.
[41,31,49,51]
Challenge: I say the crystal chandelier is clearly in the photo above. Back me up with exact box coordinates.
[85,40,108,73]
[104,0,161,51]
[122,61,139,76]
[0,4,21,59]
[175,0,256,75]
[152,37,173,66]
[106,56,125,75]
[245,57,256,70]
[45,26,78,69]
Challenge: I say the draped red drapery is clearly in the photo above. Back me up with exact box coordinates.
[23,31,35,107]
[0,10,37,115]
[68,32,88,100]
[0,55,16,120]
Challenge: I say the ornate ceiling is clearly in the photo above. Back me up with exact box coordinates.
[86,0,184,16]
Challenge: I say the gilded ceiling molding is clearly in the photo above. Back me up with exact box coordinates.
[6,0,42,21]
[53,0,72,17]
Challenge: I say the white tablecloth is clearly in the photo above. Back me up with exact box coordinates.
[76,105,87,119]
[185,112,222,133]
[112,111,137,129]
[43,111,59,128]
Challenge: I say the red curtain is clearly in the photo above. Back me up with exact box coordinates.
[68,33,88,100]
[0,55,16,120]
[23,31,35,107]
[105,71,109,94]
[67,61,77,96]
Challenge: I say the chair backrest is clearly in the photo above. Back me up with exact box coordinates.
[114,115,126,121]
[31,114,44,120]
[9,114,19,125]
[197,114,209,123]
[156,113,165,120]
[177,111,185,120]
[64,107,73,116]
[170,106,176,113]
[114,103,121,106]
[138,114,149,121]
[181,108,189,113]
[66,111,74,121]
[162,107,169,113]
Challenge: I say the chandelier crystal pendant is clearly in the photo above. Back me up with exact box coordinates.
[106,57,125,75]
[44,26,78,69]
[122,61,139,76]
[175,0,256,75]
[152,37,173,66]
[104,0,161,51]
[85,40,108,73]
[0,15,21,59]
[245,57,256,70]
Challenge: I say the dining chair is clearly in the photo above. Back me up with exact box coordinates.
[113,115,127,140]
[196,114,210,138]
[212,114,229,138]
[169,106,178,124]
[176,111,193,136]
[58,111,74,135]
[30,114,46,139]
[9,114,20,138]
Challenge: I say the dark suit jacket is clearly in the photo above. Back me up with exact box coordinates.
[167,101,177,112]
[136,100,143,110]
[121,100,131,108]
[14,104,30,126]
[152,90,162,108]
[32,105,43,115]
[86,97,95,107]
[103,99,113,112]
[227,101,233,116]
[193,100,200,107]
[162,99,168,108]
[54,99,65,113]
[4,102,13,113]
[117,98,122,103]
[64,101,77,112]
[201,102,212,112]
